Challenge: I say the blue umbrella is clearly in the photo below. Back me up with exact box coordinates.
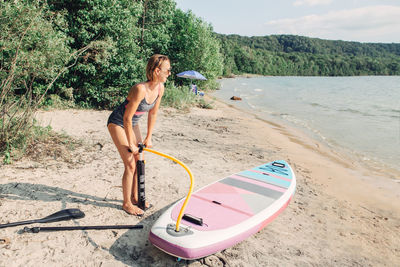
[176,70,207,80]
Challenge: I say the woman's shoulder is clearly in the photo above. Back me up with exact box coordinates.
[131,82,147,92]
[128,83,146,99]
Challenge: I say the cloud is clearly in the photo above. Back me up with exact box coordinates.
[293,0,332,7]
[265,5,400,43]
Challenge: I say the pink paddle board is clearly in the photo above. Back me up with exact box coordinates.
[149,160,296,260]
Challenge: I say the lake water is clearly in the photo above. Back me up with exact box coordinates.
[214,76,400,174]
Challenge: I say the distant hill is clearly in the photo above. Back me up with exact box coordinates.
[216,34,400,76]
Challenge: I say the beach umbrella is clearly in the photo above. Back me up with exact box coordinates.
[176,70,207,81]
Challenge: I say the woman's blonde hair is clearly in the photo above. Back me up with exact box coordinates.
[146,54,170,81]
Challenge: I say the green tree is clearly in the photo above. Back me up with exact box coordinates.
[138,0,176,59]
[168,9,223,88]
[48,0,143,108]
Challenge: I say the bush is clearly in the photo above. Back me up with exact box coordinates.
[0,1,71,162]
[162,82,196,110]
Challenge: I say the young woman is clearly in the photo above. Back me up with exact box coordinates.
[107,54,171,215]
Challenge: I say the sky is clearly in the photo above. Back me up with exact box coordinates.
[174,0,400,43]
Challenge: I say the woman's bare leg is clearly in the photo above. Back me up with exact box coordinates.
[108,123,144,215]
[130,124,150,209]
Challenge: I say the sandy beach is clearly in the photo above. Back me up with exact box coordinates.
[1,96,399,266]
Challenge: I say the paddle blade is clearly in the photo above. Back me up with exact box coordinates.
[36,209,85,224]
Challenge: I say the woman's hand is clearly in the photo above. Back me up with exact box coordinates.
[143,137,152,148]
[128,145,139,155]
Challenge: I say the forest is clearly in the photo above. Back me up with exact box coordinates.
[217,34,400,76]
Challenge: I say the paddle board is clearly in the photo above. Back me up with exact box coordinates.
[149,160,296,260]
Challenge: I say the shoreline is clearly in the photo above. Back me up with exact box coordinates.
[211,92,400,181]
[1,99,400,266]
[213,77,400,180]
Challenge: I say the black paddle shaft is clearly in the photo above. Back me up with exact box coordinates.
[23,224,144,233]
[0,209,85,229]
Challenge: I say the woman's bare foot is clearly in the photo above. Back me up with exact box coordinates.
[131,198,151,210]
[122,203,144,216]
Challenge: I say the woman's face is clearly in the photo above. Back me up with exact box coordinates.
[157,60,171,83]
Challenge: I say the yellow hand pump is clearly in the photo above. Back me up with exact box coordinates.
[142,147,194,232]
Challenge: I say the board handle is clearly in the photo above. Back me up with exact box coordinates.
[272,162,286,168]
[182,214,203,226]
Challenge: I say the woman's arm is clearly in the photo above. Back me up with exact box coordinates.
[124,84,146,153]
[144,84,165,148]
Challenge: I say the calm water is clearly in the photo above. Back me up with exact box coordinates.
[215,76,400,173]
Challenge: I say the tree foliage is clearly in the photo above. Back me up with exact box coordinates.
[1,1,71,96]
[168,10,223,88]
[217,34,400,76]
[1,0,224,111]
[45,0,223,108]
[47,0,144,108]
